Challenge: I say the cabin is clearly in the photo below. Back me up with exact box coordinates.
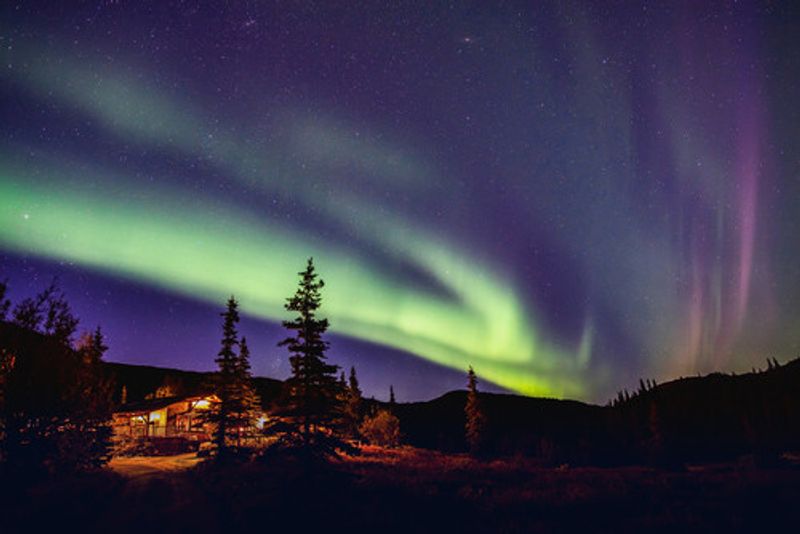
[112,394,219,441]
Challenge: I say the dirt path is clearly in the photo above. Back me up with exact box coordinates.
[109,453,201,479]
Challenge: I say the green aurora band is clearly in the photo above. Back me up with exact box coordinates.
[0,157,591,398]
[0,40,595,398]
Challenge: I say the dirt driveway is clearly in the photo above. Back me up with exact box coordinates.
[109,453,201,479]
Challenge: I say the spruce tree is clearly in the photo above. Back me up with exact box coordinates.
[465,366,487,456]
[232,336,262,447]
[70,327,114,470]
[389,385,396,405]
[279,258,343,454]
[343,366,363,439]
[207,298,262,457]
[81,326,108,363]
[349,367,361,396]
[210,296,241,460]
[0,279,10,321]
[336,371,349,432]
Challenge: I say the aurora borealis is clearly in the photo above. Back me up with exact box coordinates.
[1,2,799,402]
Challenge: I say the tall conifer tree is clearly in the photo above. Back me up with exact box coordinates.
[465,366,487,456]
[210,296,241,460]
[232,336,261,447]
[70,327,114,470]
[279,258,342,452]
[0,279,10,321]
[343,366,363,438]
[208,298,262,457]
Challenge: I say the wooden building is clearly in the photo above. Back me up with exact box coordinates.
[112,394,219,441]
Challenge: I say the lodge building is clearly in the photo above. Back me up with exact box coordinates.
[112,394,219,441]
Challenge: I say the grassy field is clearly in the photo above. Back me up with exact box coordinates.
[4,447,800,533]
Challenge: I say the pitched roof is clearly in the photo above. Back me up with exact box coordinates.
[115,394,212,414]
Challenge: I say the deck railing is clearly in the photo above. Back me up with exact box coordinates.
[116,423,210,439]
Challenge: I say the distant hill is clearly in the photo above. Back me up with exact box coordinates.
[102,361,283,410]
[603,358,800,464]
[394,391,605,456]
[0,321,285,410]
[394,358,800,464]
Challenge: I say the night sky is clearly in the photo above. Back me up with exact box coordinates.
[1,1,799,403]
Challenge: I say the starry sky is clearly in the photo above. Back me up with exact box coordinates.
[1,1,799,403]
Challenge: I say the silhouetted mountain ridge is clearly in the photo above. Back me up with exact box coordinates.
[102,361,283,410]
[393,358,800,463]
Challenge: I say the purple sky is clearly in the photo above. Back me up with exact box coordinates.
[1,1,799,402]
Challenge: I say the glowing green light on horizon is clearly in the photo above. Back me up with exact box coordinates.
[0,162,589,398]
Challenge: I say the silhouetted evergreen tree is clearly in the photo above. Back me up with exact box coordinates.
[69,328,114,470]
[389,385,396,405]
[206,297,261,458]
[279,258,345,455]
[209,296,241,460]
[232,336,262,447]
[0,279,10,321]
[79,326,108,362]
[465,366,487,455]
[343,366,363,439]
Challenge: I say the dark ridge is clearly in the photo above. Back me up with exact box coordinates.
[102,361,284,410]
[390,358,800,463]
[393,390,604,455]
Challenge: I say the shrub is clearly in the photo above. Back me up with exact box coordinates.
[359,410,401,447]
